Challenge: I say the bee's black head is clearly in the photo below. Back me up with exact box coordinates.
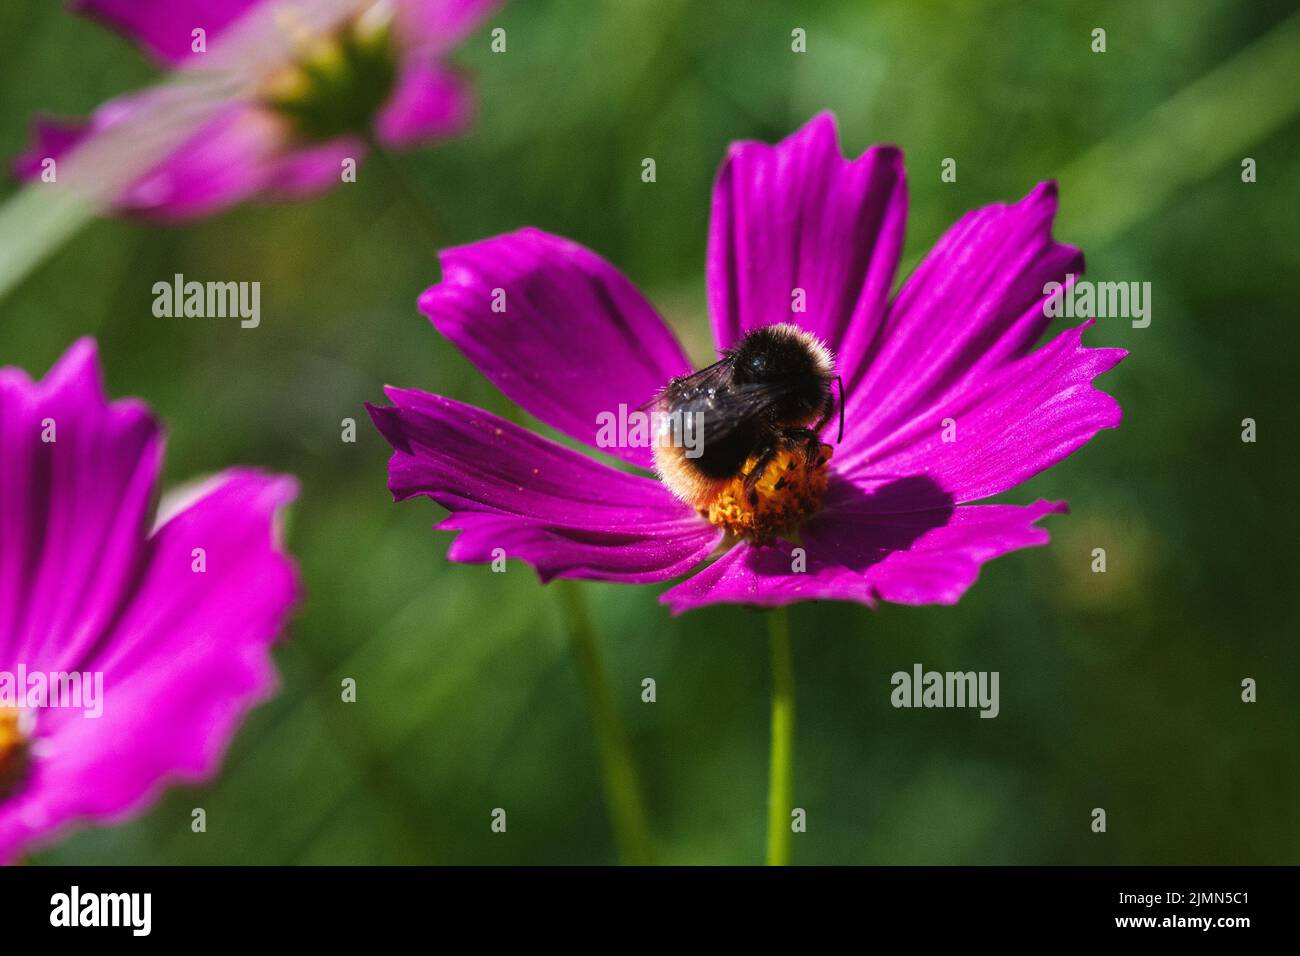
[730,323,835,422]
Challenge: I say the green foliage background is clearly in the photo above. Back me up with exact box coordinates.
[1,0,1296,864]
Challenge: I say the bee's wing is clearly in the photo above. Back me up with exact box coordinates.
[670,377,800,447]
[637,355,736,412]
[702,382,800,437]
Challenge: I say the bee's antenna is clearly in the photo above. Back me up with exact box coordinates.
[835,376,845,444]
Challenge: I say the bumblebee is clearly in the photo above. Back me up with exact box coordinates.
[649,323,842,540]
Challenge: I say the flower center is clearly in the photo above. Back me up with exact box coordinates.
[261,3,398,142]
[704,442,832,541]
[0,708,30,801]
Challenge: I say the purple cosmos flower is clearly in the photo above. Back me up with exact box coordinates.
[368,113,1125,614]
[13,0,500,221]
[0,340,298,862]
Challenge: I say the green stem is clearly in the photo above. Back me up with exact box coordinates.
[556,580,656,865]
[765,606,795,866]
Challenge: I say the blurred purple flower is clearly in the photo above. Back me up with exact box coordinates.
[368,113,1125,614]
[0,340,299,862]
[13,0,501,221]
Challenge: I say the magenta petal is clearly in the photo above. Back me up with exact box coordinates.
[375,62,473,147]
[112,106,286,222]
[659,493,1064,614]
[836,322,1124,503]
[844,181,1085,449]
[14,97,353,221]
[11,117,88,179]
[440,513,721,584]
[367,388,720,583]
[73,0,261,65]
[0,470,298,862]
[265,134,366,199]
[397,0,503,54]
[0,340,162,674]
[804,497,1065,606]
[706,112,907,378]
[419,229,693,469]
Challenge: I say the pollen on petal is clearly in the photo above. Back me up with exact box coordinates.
[704,443,832,541]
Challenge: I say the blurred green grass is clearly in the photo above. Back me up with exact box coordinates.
[1,0,1297,864]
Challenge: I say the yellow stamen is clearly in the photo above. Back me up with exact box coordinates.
[0,709,29,800]
[261,3,397,142]
[261,32,350,101]
[704,443,832,541]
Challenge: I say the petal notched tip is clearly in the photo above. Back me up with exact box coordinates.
[723,111,906,174]
[364,399,407,453]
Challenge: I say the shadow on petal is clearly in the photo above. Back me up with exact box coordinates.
[660,475,955,613]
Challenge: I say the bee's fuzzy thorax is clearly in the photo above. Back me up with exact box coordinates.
[759,323,834,378]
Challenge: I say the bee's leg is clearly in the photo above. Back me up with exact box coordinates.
[742,444,780,501]
[782,426,828,468]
